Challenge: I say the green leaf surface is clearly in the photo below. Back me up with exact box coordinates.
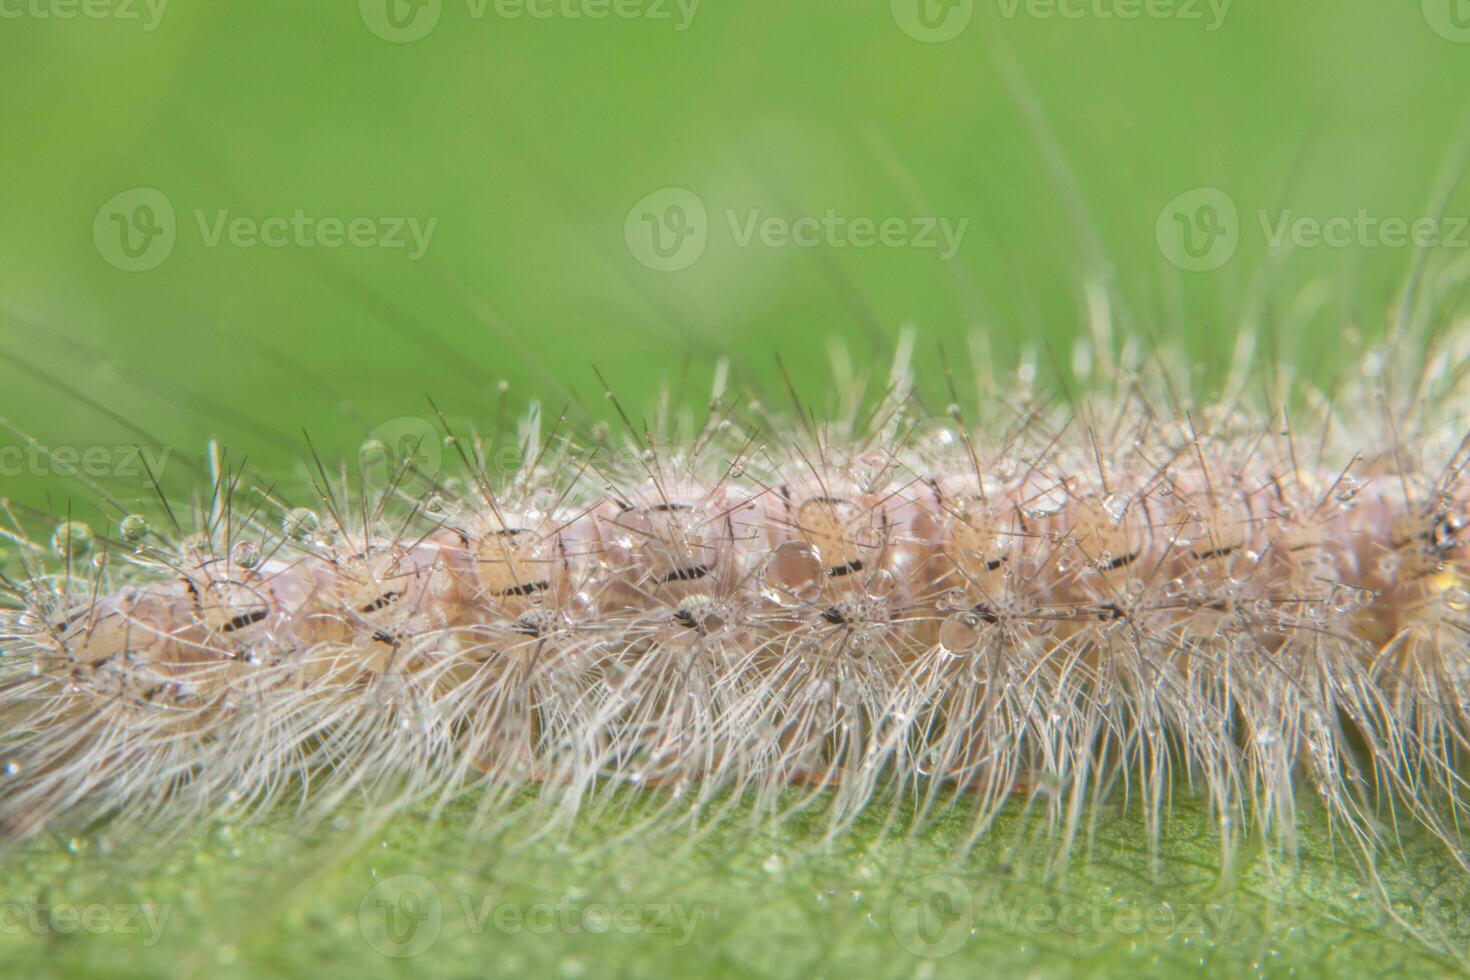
[3,792,1466,979]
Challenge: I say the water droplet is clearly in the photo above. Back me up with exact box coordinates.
[939,612,982,653]
[281,508,319,541]
[1024,486,1066,519]
[359,438,388,466]
[51,521,93,560]
[762,541,825,607]
[864,568,897,599]
[913,417,960,454]
[567,591,597,621]
[233,541,261,570]
[1445,587,1470,612]
[850,450,892,492]
[118,514,149,545]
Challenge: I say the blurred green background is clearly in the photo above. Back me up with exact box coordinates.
[5,2,1470,976]
[2,0,1470,512]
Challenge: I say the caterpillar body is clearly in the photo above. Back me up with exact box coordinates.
[2,325,1469,881]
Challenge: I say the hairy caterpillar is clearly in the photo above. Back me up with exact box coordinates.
[2,320,1469,891]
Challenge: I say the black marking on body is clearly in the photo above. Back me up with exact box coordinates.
[495,580,550,597]
[821,605,848,625]
[1097,550,1139,572]
[658,563,710,584]
[828,559,864,578]
[360,591,401,614]
[973,603,1000,625]
[140,683,172,703]
[51,609,89,634]
[1433,513,1465,553]
[221,609,269,633]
